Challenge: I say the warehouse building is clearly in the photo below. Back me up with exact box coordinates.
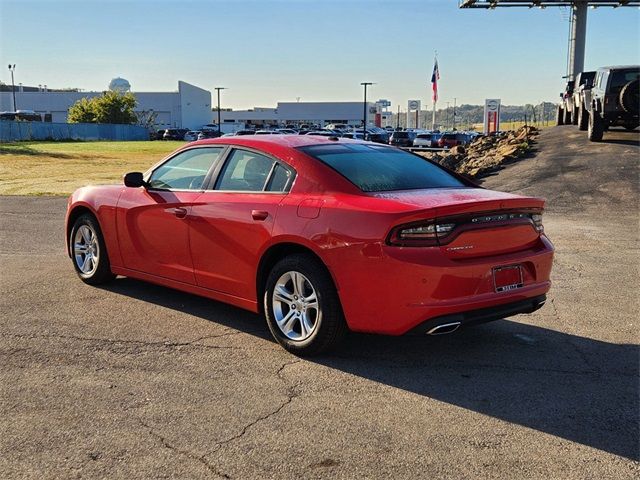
[219,101,391,128]
[0,79,212,129]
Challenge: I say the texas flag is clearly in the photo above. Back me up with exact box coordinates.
[431,59,440,102]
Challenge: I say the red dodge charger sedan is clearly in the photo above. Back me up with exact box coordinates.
[66,135,553,355]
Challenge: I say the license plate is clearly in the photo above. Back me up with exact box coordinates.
[493,265,523,293]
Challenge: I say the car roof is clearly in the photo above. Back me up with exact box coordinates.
[191,133,362,149]
[597,65,639,71]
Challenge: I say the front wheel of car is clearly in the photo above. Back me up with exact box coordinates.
[264,254,347,356]
[556,105,564,126]
[577,104,589,131]
[70,213,116,285]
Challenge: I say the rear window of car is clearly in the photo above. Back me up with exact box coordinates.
[392,132,410,138]
[298,143,466,192]
[416,134,432,139]
[609,69,640,92]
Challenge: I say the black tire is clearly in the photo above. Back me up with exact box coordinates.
[577,103,589,131]
[624,123,638,131]
[587,109,604,142]
[264,254,347,356]
[619,79,639,114]
[556,105,564,126]
[69,213,116,285]
[564,107,572,125]
[571,105,579,125]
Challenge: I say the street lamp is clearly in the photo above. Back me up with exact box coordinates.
[360,82,375,139]
[214,87,227,136]
[8,64,16,111]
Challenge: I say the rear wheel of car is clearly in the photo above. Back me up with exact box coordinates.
[619,79,639,114]
[564,107,572,125]
[577,103,589,131]
[587,109,604,142]
[264,254,347,356]
[70,213,116,285]
[556,105,564,126]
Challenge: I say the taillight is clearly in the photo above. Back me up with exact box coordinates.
[532,213,544,232]
[387,211,544,247]
[388,221,455,246]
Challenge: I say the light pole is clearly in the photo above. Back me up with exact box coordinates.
[360,82,374,139]
[8,64,17,111]
[214,87,227,136]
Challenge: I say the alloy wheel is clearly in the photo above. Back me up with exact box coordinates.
[272,271,321,341]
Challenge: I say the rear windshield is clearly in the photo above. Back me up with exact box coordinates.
[392,132,410,138]
[416,134,432,139]
[609,69,639,93]
[298,143,466,192]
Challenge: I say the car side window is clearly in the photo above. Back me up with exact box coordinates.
[214,150,269,191]
[148,147,224,190]
[266,163,293,192]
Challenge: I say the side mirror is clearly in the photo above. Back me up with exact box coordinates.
[124,172,146,188]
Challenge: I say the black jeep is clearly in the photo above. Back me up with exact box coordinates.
[588,65,639,142]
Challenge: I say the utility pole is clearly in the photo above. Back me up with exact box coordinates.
[453,97,457,131]
[8,64,17,111]
[361,82,374,138]
[396,105,400,129]
[214,87,227,136]
[446,102,450,130]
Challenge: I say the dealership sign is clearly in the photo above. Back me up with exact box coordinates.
[484,99,501,135]
[408,100,421,111]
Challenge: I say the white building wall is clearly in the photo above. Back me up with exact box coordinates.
[0,81,208,129]
[218,102,376,127]
[178,81,212,129]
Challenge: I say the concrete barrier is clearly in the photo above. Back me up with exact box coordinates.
[0,121,149,142]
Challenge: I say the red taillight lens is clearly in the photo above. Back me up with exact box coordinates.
[388,222,455,247]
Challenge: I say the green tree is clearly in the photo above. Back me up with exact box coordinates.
[67,97,96,123]
[67,91,137,124]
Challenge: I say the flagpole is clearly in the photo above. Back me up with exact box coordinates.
[431,52,437,131]
[432,97,436,131]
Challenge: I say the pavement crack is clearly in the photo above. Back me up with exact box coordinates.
[205,359,302,460]
[0,331,244,353]
[139,420,230,479]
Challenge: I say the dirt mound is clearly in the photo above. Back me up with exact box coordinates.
[417,125,539,178]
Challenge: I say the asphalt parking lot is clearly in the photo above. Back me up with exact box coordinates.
[1,126,638,479]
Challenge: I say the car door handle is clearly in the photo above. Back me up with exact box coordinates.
[251,210,269,221]
[167,207,188,219]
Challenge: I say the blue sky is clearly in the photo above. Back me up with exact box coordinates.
[1,0,638,109]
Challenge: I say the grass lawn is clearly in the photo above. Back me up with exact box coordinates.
[0,141,184,195]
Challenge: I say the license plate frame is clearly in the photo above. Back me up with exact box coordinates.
[493,265,524,293]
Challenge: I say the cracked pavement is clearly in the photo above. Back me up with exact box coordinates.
[1,127,639,478]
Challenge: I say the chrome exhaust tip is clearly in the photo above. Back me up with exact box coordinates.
[426,322,462,336]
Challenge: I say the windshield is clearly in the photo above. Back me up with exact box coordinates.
[298,143,467,192]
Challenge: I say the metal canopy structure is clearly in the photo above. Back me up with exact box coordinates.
[459,1,640,81]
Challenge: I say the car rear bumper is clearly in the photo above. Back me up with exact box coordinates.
[406,294,547,335]
[330,235,554,335]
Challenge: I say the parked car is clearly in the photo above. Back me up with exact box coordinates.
[234,129,256,136]
[255,130,283,135]
[341,132,365,140]
[413,133,437,148]
[571,71,596,129]
[587,65,639,141]
[163,129,189,141]
[389,131,416,147]
[557,80,575,125]
[277,129,298,134]
[305,130,340,137]
[65,136,553,355]
[152,129,167,141]
[184,131,201,141]
[438,133,460,149]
